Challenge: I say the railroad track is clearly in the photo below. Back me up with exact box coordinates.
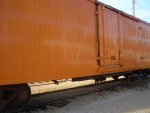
[3,78,149,113]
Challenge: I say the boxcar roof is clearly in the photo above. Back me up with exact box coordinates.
[93,0,150,26]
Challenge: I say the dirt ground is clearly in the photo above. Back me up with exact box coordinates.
[29,82,150,113]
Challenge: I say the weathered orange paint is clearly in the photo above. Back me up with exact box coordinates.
[0,0,98,85]
[0,0,150,85]
[98,4,150,73]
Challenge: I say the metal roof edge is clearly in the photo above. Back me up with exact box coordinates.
[96,0,150,26]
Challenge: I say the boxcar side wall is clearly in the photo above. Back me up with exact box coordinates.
[120,13,150,69]
[0,0,98,85]
[98,4,150,74]
[0,0,150,86]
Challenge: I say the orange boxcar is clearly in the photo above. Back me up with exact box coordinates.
[0,0,150,110]
[0,0,98,85]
